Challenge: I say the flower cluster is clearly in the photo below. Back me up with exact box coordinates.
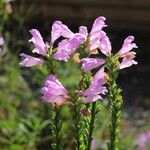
[20,16,138,104]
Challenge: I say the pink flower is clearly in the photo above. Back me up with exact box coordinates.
[81,58,105,73]
[79,16,107,51]
[97,35,138,69]
[91,138,97,150]
[29,29,48,56]
[81,83,107,103]
[78,67,107,103]
[92,67,108,84]
[0,36,4,45]
[119,52,137,69]
[90,16,107,35]
[20,21,77,66]
[99,35,112,56]
[19,53,44,67]
[53,34,85,61]
[117,36,138,55]
[29,21,75,56]
[20,30,46,67]
[41,75,68,104]
[138,130,150,150]
[118,36,138,69]
[0,36,4,54]
[51,21,74,44]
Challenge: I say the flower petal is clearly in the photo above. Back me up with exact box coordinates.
[79,67,108,103]
[83,95,102,103]
[90,16,107,35]
[19,53,44,67]
[99,35,112,56]
[89,16,107,51]
[29,29,47,56]
[51,21,74,44]
[81,58,105,73]
[79,26,88,39]
[92,67,107,84]
[53,34,84,61]
[119,57,137,69]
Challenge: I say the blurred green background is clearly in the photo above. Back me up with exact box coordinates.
[0,0,150,149]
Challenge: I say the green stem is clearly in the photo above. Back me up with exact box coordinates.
[46,55,63,150]
[73,98,82,150]
[87,101,96,150]
[106,56,122,150]
[54,106,62,150]
[73,73,92,150]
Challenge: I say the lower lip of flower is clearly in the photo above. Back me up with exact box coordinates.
[120,52,136,59]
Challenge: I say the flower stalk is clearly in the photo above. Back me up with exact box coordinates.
[72,96,84,150]
[74,72,100,150]
[72,73,91,150]
[106,55,123,150]
[86,101,97,150]
[46,53,64,150]
[53,105,63,150]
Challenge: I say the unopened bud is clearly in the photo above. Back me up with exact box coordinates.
[80,108,91,116]
[72,53,80,63]
[104,72,109,82]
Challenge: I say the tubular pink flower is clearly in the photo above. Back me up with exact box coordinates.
[117,36,138,69]
[119,52,137,69]
[78,16,107,51]
[90,16,107,35]
[81,82,107,103]
[53,34,85,61]
[89,16,107,51]
[51,21,75,44]
[41,75,68,103]
[29,29,47,56]
[99,35,112,56]
[53,39,69,61]
[89,30,106,51]
[19,53,44,67]
[81,58,105,73]
[117,36,138,55]
[97,35,138,69]
[78,67,107,103]
[92,67,108,84]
